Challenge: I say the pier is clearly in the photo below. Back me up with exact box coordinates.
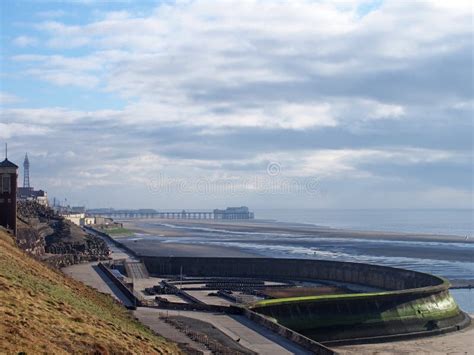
[89,206,254,220]
[94,211,215,219]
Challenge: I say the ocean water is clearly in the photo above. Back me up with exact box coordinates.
[449,289,474,314]
[254,208,474,237]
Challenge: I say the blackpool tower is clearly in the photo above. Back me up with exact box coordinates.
[23,153,30,188]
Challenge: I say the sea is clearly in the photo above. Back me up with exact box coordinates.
[131,208,474,312]
[254,208,474,237]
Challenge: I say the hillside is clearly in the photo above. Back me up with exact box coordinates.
[16,201,109,267]
[0,228,180,354]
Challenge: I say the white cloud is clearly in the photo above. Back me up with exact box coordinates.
[13,54,104,88]
[0,123,52,139]
[252,147,468,178]
[2,97,404,130]
[9,1,468,128]
[27,69,100,88]
[37,10,66,18]
[0,92,22,105]
[2,107,121,125]
[365,100,405,119]
[12,36,38,47]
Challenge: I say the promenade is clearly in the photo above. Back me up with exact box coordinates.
[63,231,474,355]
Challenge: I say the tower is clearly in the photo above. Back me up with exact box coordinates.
[23,153,30,188]
[0,144,18,235]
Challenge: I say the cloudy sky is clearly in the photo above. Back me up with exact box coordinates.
[0,0,472,210]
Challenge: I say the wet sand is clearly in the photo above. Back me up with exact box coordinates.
[123,218,474,244]
[118,240,259,257]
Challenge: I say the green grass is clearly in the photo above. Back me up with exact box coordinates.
[253,278,450,308]
[99,227,133,236]
[0,230,179,354]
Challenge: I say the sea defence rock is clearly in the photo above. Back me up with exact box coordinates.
[16,201,109,267]
[16,200,56,255]
[141,256,470,344]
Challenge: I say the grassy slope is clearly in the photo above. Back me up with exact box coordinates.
[0,229,180,354]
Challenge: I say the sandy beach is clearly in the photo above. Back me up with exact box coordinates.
[335,321,474,354]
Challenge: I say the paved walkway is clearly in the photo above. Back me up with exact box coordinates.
[134,308,311,355]
[63,262,135,308]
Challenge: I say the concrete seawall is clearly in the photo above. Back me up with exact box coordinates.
[97,262,140,308]
[142,256,470,344]
[142,257,446,291]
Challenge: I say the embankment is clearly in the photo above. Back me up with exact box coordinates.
[0,228,179,354]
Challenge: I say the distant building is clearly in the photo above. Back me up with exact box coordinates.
[0,154,18,235]
[17,187,48,206]
[61,210,113,227]
[16,153,49,206]
[82,216,111,226]
[83,217,96,226]
[63,212,85,226]
[213,206,254,220]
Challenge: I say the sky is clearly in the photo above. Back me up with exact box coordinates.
[0,0,472,210]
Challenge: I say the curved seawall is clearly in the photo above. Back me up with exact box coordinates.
[142,256,470,344]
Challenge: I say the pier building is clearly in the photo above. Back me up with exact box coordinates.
[213,206,254,220]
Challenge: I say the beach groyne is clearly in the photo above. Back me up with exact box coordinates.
[141,256,470,344]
